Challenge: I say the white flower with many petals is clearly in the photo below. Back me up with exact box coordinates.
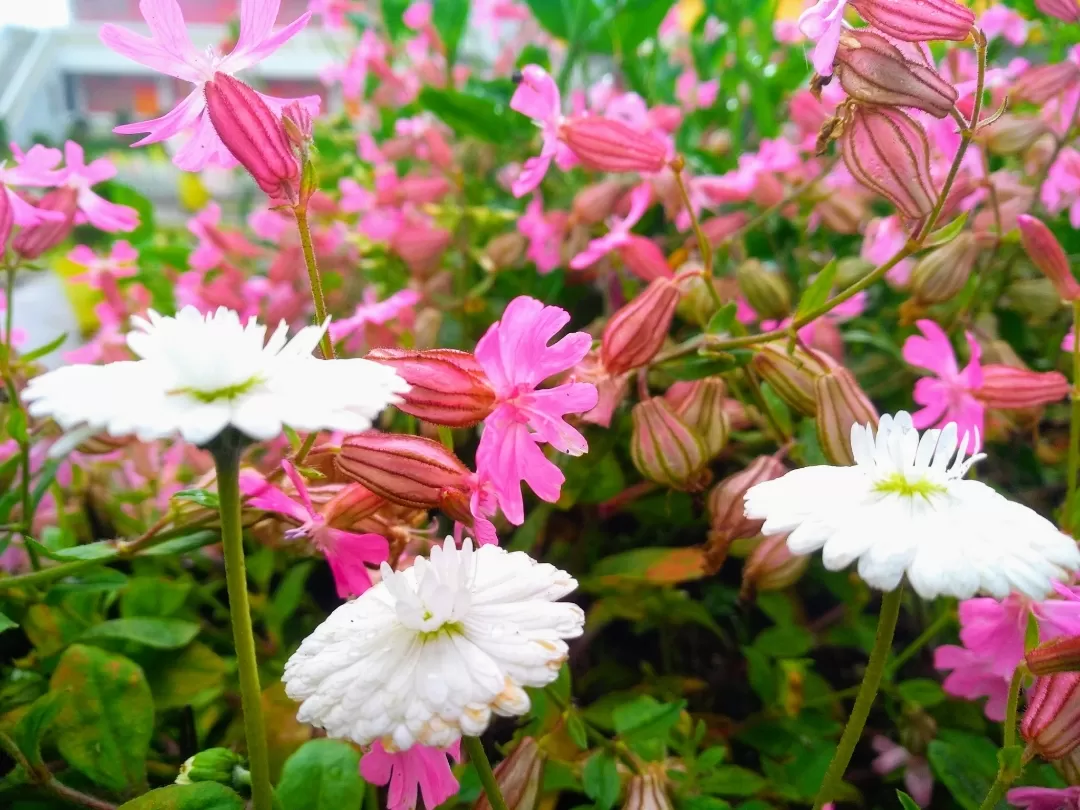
[24,306,408,448]
[282,537,584,750]
[744,412,1080,600]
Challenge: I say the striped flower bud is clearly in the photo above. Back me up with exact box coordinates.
[336,432,471,509]
[850,0,975,42]
[484,232,528,270]
[630,398,710,491]
[1021,673,1080,760]
[911,232,979,304]
[623,771,673,810]
[976,365,1070,410]
[619,236,673,283]
[741,532,810,598]
[1012,62,1080,106]
[667,378,730,458]
[0,185,12,254]
[835,29,959,119]
[474,738,545,810]
[322,483,387,530]
[601,277,680,375]
[814,368,878,466]
[205,73,300,206]
[707,456,788,542]
[13,187,77,260]
[1028,636,1080,676]
[752,344,836,417]
[980,116,1050,156]
[366,348,497,427]
[1036,0,1080,21]
[737,260,791,321]
[1018,214,1080,301]
[572,180,626,225]
[560,116,668,174]
[281,100,314,156]
[842,105,936,219]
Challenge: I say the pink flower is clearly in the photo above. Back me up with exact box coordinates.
[569,183,651,269]
[798,0,849,75]
[55,141,139,232]
[307,0,364,30]
[510,65,576,197]
[101,0,320,171]
[980,5,1029,45]
[240,461,389,597]
[902,319,984,446]
[862,216,915,286]
[1007,786,1080,810]
[517,195,565,274]
[68,241,138,286]
[675,68,720,111]
[1042,149,1080,228]
[474,296,598,524]
[360,741,461,810]
[329,288,421,353]
[871,736,934,807]
[1,143,66,227]
[935,644,1012,720]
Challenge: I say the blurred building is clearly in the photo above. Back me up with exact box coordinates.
[0,0,341,146]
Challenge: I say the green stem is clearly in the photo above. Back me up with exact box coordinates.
[212,439,273,810]
[976,772,1010,810]
[294,204,335,360]
[670,158,722,311]
[1069,299,1080,531]
[812,586,904,810]
[1004,666,1024,749]
[886,607,955,679]
[463,736,510,810]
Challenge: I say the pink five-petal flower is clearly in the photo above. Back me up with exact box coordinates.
[934,643,1012,720]
[798,0,850,76]
[902,319,984,447]
[510,64,575,197]
[360,741,461,810]
[57,141,139,232]
[240,461,388,597]
[871,736,934,807]
[101,0,320,172]
[474,296,599,524]
[570,182,651,270]
[1007,786,1080,810]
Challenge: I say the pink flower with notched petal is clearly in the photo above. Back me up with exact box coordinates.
[798,0,850,76]
[510,65,577,197]
[474,296,598,525]
[1,143,66,227]
[360,741,461,810]
[1007,786,1080,810]
[871,737,933,807]
[570,183,651,269]
[101,0,320,172]
[241,461,388,598]
[57,142,139,232]
[934,644,1011,720]
[902,319,984,448]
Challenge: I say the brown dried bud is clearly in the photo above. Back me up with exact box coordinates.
[979,115,1051,156]
[484,232,528,270]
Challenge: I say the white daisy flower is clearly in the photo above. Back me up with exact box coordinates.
[744,411,1080,600]
[24,306,408,448]
[282,537,585,750]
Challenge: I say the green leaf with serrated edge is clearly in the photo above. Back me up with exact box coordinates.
[51,644,153,793]
[795,259,838,321]
[582,752,620,810]
[172,488,219,509]
[81,617,200,649]
[14,691,63,771]
[706,302,738,335]
[117,783,245,810]
[897,790,921,810]
[275,739,364,810]
[920,212,969,249]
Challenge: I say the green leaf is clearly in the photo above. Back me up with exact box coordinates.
[172,488,220,509]
[523,0,596,39]
[117,783,245,810]
[432,0,469,66]
[14,691,63,771]
[147,642,228,710]
[604,0,675,54]
[897,790,920,810]
[0,610,16,634]
[897,678,946,707]
[32,540,116,562]
[50,644,154,793]
[612,696,684,759]
[681,799,731,810]
[418,87,525,143]
[381,0,410,40]
[921,212,969,249]
[582,752,621,810]
[7,409,27,443]
[795,259,838,321]
[591,547,707,586]
[266,561,313,638]
[121,578,192,618]
[927,733,1004,810]
[566,711,589,749]
[276,739,365,810]
[139,530,219,557]
[20,332,68,363]
[698,766,767,797]
[82,617,200,649]
[658,350,754,381]
[102,184,153,243]
[752,625,814,658]
[706,303,738,335]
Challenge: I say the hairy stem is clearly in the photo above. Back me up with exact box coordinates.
[670,157,722,311]
[463,736,510,810]
[295,204,335,360]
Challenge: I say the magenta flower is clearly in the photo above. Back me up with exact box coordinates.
[510,65,577,197]
[54,142,139,232]
[798,0,849,75]
[101,0,320,171]
[871,736,934,807]
[861,216,915,286]
[1,143,66,227]
[360,741,461,810]
[68,241,138,287]
[934,644,1012,720]
[675,68,720,111]
[570,183,652,270]
[241,461,389,597]
[980,5,1029,44]
[329,288,421,353]
[518,195,565,274]
[902,319,984,446]
[1042,148,1080,228]
[1008,786,1080,810]
[474,296,598,524]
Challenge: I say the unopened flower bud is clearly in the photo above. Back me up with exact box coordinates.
[705,456,787,573]
[1021,672,1080,760]
[842,105,936,219]
[979,115,1050,156]
[850,0,975,42]
[1012,62,1080,105]
[752,344,835,416]
[623,771,673,810]
[13,187,77,260]
[281,100,314,154]
[630,398,710,491]
[0,186,12,254]
[815,193,867,235]
[1018,215,1080,301]
[322,482,386,530]
[618,236,673,283]
[741,532,810,598]
[737,260,791,320]
[175,748,248,788]
[474,738,545,810]
[601,278,680,375]
[911,232,979,304]
[668,378,730,458]
[560,117,668,174]
[366,348,497,427]
[976,365,1070,409]
[835,29,959,119]
[692,213,750,249]
[336,432,470,508]
[484,232,528,270]
[1028,636,1080,676]
[205,73,300,206]
[1036,0,1080,22]
[572,180,626,225]
[815,368,878,466]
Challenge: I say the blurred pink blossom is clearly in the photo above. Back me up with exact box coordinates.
[1,143,66,227]
[510,65,577,196]
[902,319,984,447]
[57,142,139,232]
[979,5,1029,44]
[329,288,421,353]
[518,195,565,274]
[1007,786,1080,810]
[871,737,933,807]
[570,183,651,269]
[360,741,461,810]
[861,216,914,286]
[675,68,719,111]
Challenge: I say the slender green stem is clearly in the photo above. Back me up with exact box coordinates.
[812,586,904,810]
[463,736,510,810]
[1068,299,1080,531]
[976,669,1026,810]
[212,439,273,810]
[670,158,722,311]
[886,608,955,679]
[1004,666,1024,749]
[294,204,335,360]
[976,771,1010,810]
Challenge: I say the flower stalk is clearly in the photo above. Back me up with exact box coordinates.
[975,667,1027,810]
[669,156,722,311]
[1069,299,1080,532]
[294,202,334,361]
[464,736,511,810]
